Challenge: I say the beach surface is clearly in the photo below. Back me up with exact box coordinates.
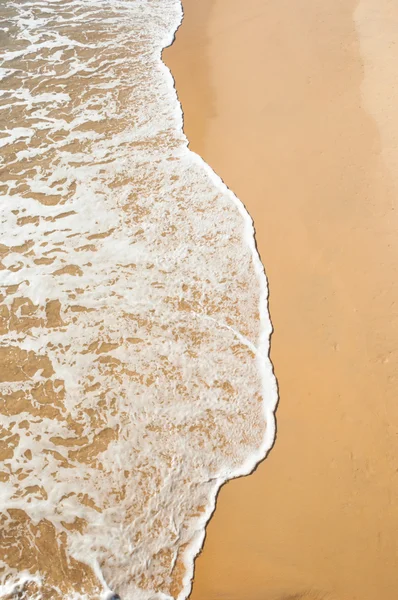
[164,1,398,599]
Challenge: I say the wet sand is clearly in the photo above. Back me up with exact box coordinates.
[164,1,398,599]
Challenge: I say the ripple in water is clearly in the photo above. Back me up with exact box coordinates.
[0,1,277,598]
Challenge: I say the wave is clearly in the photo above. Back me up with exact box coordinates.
[0,1,277,598]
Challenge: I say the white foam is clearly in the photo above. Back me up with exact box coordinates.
[0,1,277,599]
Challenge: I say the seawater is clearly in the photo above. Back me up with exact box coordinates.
[0,1,277,598]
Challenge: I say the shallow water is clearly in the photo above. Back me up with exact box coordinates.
[0,1,276,598]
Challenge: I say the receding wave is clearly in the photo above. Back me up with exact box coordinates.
[0,1,277,598]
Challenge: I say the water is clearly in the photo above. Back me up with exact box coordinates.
[0,1,277,598]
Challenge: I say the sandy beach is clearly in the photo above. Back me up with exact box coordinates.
[164,1,398,599]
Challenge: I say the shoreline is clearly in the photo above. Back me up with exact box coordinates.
[164,1,398,599]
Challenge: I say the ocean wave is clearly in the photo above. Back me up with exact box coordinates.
[0,1,277,598]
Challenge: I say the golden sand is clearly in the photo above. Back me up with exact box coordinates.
[164,0,398,598]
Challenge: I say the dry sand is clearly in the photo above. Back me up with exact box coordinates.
[164,1,398,599]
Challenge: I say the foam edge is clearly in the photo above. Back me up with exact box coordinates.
[160,3,279,599]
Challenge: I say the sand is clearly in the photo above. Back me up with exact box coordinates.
[163,1,398,599]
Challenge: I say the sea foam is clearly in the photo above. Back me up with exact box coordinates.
[0,1,277,598]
